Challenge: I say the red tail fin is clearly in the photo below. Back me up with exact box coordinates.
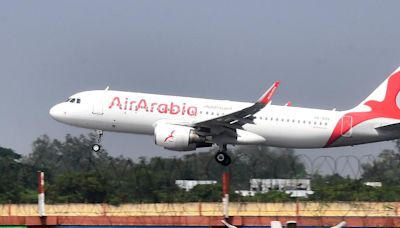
[352,66,400,117]
[326,66,400,147]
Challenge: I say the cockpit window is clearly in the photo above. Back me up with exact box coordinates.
[65,97,81,104]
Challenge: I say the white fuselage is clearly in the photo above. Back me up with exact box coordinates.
[49,90,399,149]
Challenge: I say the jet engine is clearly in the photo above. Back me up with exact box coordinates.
[154,124,211,151]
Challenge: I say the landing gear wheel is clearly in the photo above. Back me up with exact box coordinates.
[215,152,231,166]
[92,130,104,152]
[92,144,101,152]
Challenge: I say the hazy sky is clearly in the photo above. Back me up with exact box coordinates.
[1,1,400,161]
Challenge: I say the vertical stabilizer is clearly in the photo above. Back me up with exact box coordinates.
[352,66,400,114]
[326,66,400,147]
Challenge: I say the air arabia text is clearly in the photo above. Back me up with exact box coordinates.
[108,97,198,116]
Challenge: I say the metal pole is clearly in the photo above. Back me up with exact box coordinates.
[37,171,45,217]
[222,172,230,219]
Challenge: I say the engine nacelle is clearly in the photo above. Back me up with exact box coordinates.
[154,124,211,151]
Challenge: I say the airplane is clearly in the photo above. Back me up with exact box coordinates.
[50,66,400,166]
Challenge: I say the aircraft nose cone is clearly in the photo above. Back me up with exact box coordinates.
[49,104,65,121]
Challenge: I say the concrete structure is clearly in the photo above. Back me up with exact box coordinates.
[1,203,400,227]
[1,202,400,217]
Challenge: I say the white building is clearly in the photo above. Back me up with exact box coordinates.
[234,190,256,197]
[364,182,382,188]
[250,178,312,192]
[236,179,314,198]
[175,180,217,191]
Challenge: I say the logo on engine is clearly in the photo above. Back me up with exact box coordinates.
[164,130,175,143]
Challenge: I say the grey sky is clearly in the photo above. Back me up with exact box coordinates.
[1,1,400,160]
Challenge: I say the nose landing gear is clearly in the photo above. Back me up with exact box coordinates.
[92,130,103,152]
[215,145,231,166]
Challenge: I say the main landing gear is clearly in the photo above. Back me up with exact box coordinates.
[215,144,231,166]
[92,130,103,152]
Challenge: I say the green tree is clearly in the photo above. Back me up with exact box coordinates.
[0,134,310,203]
[0,147,37,203]
[48,171,111,203]
[361,147,400,186]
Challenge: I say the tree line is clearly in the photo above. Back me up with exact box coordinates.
[1,134,400,204]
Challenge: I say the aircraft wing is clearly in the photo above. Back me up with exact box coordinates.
[191,81,280,131]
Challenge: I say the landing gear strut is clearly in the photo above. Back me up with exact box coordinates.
[215,145,231,166]
[92,130,103,152]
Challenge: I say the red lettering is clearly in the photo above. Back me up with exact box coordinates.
[136,99,148,112]
[158,104,168,113]
[109,97,198,116]
[124,98,128,110]
[151,103,158,112]
[109,97,122,110]
[129,101,136,111]
[182,103,186,115]
[170,102,180,115]
[187,106,197,116]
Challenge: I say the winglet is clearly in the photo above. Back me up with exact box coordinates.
[257,81,280,104]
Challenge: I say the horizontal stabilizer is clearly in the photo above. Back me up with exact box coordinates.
[376,122,400,132]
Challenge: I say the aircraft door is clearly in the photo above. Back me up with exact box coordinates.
[92,102,104,115]
[340,115,352,137]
